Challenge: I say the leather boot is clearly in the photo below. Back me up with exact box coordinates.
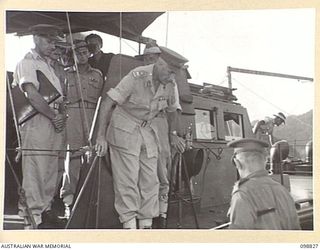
[153,215,167,229]
[38,210,67,229]
[158,215,167,229]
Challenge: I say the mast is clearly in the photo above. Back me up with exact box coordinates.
[227,66,314,93]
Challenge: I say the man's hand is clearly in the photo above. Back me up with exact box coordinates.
[170,134,186,153]
[51,113,67,133]
[95,137,108,157]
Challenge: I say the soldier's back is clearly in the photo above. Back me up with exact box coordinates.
[237,174,300,230]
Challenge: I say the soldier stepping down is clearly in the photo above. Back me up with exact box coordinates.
[95,57,185,229]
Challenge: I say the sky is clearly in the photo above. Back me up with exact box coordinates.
[5,9,315,121]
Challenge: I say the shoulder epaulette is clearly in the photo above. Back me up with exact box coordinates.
[232,177,250,194]
[132,70,150,79]
[91,67,103,76]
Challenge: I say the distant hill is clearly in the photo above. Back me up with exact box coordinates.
[251,110,313,159]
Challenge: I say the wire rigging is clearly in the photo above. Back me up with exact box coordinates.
[6,72,21,150]
[216,74,228,86]
[119,12,123,81]
[165,12,169,47]
[65,12,92,148]
[232,77,312,129]
[122,40,139,54]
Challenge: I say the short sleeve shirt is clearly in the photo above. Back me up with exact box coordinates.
[13,49,63,96]
[173,80,181,110]
[66,65,103,103]
[106,64,179,158]
[257,117,274,135]
[107,64,179,121]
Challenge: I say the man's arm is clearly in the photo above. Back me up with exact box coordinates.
[266,122,274,145]
[94,95,116,156]
[23,83,66,132]
[167,110,185,153]
[268,134,274,146]
[253,120,265,134]
[94,69,135,156]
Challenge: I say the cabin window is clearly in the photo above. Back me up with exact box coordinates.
[194,109,217,140]
[223,112,244,141]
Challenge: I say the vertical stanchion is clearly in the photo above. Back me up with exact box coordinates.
[65,155,98,229]
[167,152,200,229]
[270,144,274,174]
[182,156,200,229]
[95,157,102,228]
[279,144,284,185]
[6,154,37,229]
[177,153,182,229]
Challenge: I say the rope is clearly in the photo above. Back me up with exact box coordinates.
[95,157,102,228]
[122,40,139,54]
[65,12,92,148]
[6,72,21,150]
[232,77,312,128]
[65,155,99,229]
[192,143,309,152]
[216,74,228,87]
[6,154,37,229]
[119,12,123,82]
[6,146,91,153]
[165,12,169,47]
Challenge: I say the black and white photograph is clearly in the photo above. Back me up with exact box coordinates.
[2,5,317,243]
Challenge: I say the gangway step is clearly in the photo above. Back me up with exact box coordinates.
[3,214,24,230]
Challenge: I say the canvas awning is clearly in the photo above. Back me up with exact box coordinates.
[6,11,164,43]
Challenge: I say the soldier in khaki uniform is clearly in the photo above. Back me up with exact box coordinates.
[227,138,300,230]
[60,40,103,217]
[143,44,182,228]
[95,58,185,229]
[253,112,286,146]
[13,24,67,229]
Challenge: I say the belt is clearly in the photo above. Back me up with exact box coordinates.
[67,101,97,109]
[118,106,156,128]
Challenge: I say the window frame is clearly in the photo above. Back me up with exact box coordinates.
[194,108,218,142]
[223,111,244,141]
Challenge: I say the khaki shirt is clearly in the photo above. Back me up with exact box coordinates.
[51,60,68,95]
[66,65,103,104]
[14,49,63,98]
[106,64,179,158]
[254,117,274,136]
[13,49,64,129]
[228,169,301,230]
